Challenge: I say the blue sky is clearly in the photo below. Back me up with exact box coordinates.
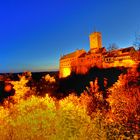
[0,0,140,73]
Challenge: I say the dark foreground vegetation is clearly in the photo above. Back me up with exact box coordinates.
[0,67,126,100]
[58,67,127,97]
[0,65,139,139]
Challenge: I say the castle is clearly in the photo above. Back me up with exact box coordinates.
[59,32,138,78]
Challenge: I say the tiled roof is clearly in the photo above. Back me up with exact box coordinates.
[110,46,134,53]
[120,46,135,53]
[60,49,86,59]
[96,47,106,53]
[103,46,135,57]
[78,52,87,58]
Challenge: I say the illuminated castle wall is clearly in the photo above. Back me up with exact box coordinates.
[59,32,137,78]
[59,49,86,78]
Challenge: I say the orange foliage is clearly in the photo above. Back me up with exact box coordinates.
[0,66,139,139]
[106,66,140,127]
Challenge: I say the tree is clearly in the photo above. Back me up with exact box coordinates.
[107,43,119,51]
[133,33,140,50]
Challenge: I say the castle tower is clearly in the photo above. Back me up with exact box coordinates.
[89,32,102,52]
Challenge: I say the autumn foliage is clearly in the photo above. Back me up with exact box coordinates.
[0,66,139,139]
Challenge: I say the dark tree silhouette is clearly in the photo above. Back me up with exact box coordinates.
[107,43,119,51]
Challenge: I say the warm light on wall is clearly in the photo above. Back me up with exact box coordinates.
[122,59,135,67]
[114,61,122,67]
[62,68,71,77]
[114,59,135,67]
[59,32,138,78]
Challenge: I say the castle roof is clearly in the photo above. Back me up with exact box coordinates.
[103,46,135,58]
[60,49,86,60]
[109,46,135,53]
[119,46,135,53]
[78,52,87,58]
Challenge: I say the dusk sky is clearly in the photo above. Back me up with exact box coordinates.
[0,0,140,73]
